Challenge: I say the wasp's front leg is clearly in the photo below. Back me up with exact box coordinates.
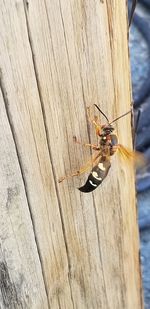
[73,136,100,150]
[87,106,101,136]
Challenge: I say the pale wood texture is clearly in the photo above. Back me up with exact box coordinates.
[0,0,142,308]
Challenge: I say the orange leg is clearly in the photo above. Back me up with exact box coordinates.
[58,152,101,183]
[73,136,100,150]
[87,106,101,136]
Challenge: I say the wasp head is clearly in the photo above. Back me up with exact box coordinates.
[101,124,114,136]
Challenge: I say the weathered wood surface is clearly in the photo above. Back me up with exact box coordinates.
[0,0,142,308]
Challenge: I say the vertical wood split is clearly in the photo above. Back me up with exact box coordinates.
[0,0,143,308]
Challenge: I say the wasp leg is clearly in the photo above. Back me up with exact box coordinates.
[87,106,101,136]
[58,152,101,183]
[73,136,100,150]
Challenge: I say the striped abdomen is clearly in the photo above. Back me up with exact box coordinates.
[78,156,111,193]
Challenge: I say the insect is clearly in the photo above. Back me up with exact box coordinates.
[58,104,138,193]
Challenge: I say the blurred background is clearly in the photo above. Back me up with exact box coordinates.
[129,0,150,307]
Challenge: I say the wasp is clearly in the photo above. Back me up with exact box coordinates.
[58,104,141,193]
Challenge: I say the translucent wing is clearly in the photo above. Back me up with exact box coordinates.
[117,144,146,168]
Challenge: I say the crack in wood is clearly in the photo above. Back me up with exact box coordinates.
[22,2,75,308]
[0,261,22,309]
[92,196,110,308]
[0,68,49,309]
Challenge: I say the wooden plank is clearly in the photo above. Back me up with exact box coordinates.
[0,88,48,308]
[0,1,73,308]
[0,0,143,308]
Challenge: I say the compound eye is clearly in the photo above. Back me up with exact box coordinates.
[111,134,118,146]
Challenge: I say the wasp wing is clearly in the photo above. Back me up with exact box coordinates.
[78,156,111,193]
[117,144,146,168]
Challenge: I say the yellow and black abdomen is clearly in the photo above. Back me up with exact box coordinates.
[78,134,118,193]
[79,156,111,193]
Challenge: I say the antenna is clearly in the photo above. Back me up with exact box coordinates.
[94,104,109,123]
[110,110,131,125]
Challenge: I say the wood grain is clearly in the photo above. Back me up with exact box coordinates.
[0,0,143,308]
